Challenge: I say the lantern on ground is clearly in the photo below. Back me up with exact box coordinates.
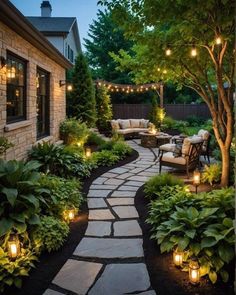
[193,169,201,193]
[173,248,183,267]
[8,234,20,259]
[85,147,92,158]
[189,258,200,285]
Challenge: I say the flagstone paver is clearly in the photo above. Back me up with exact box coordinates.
[48,140,157,295]
[88,263,151,295]
[52,260,102,294]
[85,221,111,236]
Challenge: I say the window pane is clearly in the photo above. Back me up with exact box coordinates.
[6,53,26,123]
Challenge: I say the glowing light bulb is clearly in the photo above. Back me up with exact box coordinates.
[191,47,197,57]
[216,36,222,45]
[166,48,171,56]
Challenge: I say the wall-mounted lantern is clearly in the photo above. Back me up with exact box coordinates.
[59,80,73,91]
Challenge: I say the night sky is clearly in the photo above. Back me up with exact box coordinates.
[10,0,101,51]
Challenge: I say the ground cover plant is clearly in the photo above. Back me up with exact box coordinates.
[146,180,235,284]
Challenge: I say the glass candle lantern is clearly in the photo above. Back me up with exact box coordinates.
[193,169,201,193]
[8,234,20,259]
[173,249,183,267]
[85,147,92,158]
[189,258,200,285]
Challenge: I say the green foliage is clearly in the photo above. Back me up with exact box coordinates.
[202,164,222,186]
[92,150,120,166]
[0,137,13,156]
[60,118,89,145]
[186,115,205,127]
[149,97,165,129]
[0,160,48,238]
[112,141,132,159]
[162,116,176,129]
[0,247,37,292]
[147,187,235,284]
[68,53,96,127]
[96,85,113,132]
[87,131,106,146]
[32,216,69,253]
[144,173,184,199]
[38,175,83,218]
[30,142,93,178]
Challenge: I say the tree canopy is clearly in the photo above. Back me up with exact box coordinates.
[99,0,235,186]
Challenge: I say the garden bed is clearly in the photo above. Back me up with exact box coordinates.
[4,149,139,295]
[135,186,235,295]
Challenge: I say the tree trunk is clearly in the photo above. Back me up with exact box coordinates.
[220,144,231,187]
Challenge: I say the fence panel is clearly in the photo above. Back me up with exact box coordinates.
[112,104,211,120]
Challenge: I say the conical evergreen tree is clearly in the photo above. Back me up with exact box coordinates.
[96,85,112,132]
[68,53,96,127]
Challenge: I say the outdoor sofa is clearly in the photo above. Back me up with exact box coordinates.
[110,119,150,138]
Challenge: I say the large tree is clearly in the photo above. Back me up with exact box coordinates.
[99,0,235,186]
[68,53,97,127]
[84,9,132,83]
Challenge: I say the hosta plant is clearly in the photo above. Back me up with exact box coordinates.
[201,163,222,186]
[92,150,120,166]
[147,187,235,284]
[0,160,49,238]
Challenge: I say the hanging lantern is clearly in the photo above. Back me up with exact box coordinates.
[165,48,172,56]
[191,47,197,57]
[8,234,20,259]
[189,258,200,285]
[215,36,222,45]
[173,248,183,267]
[85,147,92,158]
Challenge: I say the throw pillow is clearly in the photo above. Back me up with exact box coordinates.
[173,144,182,157]
[130,119,141,128]
[119,119,131,129]
[140,119,149,128]
[111,120,120,130]
[181,138,191,156]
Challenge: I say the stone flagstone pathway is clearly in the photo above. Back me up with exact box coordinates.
[44,140,161,295]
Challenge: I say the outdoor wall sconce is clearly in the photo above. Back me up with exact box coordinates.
[173,248,183,267]
[59,80,73,91]
[193,169,201,193]
[0,56,6,68]
[8,234,20,259]
[85,147,92,158]
[189,258,200,285]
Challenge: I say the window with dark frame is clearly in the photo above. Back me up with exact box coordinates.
[6,52,26,123]
[36,68,50,139]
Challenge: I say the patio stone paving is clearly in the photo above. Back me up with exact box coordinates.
[48,140,156,295]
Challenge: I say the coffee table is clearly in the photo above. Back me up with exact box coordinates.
[139,132,157,148]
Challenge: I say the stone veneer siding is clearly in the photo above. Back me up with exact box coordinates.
[0,21,66,160]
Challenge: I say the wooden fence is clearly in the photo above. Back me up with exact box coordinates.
[112,104,211,120]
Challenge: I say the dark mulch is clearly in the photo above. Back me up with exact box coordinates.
[5,149,139,295]
[135,185,235,295]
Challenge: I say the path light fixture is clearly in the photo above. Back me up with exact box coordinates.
[189,258,200,285]
[64,209,75,222]
[59,80,73,91]
[85,147,92,158]
[173,248,183,267]
[8,234,20,259]
[193,169,201,193]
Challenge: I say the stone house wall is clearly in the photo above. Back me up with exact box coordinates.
[0,21,66,160]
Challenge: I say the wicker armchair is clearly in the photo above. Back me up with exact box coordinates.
[159,139,203,178]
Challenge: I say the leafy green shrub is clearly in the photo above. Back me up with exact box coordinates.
[173,120,189,134]
[87,131,106,146]
[38,175,83,218]
[0,247,37,292]
[30,142,93,178]
[112,141,132,159]
[60,118,89,145]
[0,137,13,156]
[201,163,222,185]
[0,160,49,238]
[186,115,205,126]
[162,116,176,129]
[92,150,120,166]
[147,187,235,284]
[32,216,69,253]
[144,173,184,199]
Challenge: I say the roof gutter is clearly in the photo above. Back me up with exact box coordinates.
[0,0,73,69]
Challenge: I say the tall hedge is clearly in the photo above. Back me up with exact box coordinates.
[68,54,96,127]
[96,85,112,132]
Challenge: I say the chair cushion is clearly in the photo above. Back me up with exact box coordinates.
[130,119,141,128]
[162,152,186,165]
[181,138,191,156]
[119,119,131,129]
[198,129,210,140]
[173,144,182,157]
[111,120,120,130]
[140,119,149,128]
[159,143,176,152]
[117,128,148,134]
